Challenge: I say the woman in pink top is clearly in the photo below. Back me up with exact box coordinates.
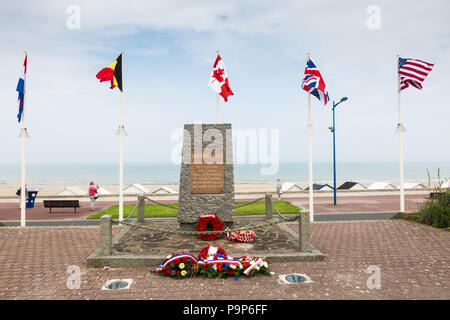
[89,182,99,211]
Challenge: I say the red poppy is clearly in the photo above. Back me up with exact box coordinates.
[243,261,250,268]
[227,269,234,276]
[217,264,223,272]
[241,256,247,261]
[165,268,172,275]
[176,270,181,275]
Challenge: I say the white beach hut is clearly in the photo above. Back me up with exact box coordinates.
[152,186,177,194]
[367,182,396,190]
[281,182,303,192]
[402,183,427,190]
[123,183,150,195]
[56,186,87,196]
[96,187,112,195]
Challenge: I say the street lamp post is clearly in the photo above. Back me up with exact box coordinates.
[330,97,348,206]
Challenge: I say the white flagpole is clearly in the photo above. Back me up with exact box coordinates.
[215,51,220,124]
[307,92,314,222]
[216,93,220,124]
[119,52,124,222]
[20,52,27,227]
[397,55,405,213]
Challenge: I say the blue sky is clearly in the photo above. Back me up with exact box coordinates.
[0,0,449,165]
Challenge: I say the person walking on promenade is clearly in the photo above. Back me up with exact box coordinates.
[16,184,27,197]
[89,182,100,211]
[276,178,282,200]
[16,184,28,208]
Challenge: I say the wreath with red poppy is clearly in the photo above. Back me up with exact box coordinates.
[197,245,228,261]
[196,214,224,241]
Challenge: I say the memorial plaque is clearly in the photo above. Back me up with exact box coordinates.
[190,148,224,194]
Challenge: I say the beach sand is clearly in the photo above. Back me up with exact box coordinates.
[0,183,278,197]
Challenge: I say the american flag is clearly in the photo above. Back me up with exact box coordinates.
[302,56,329,105]
[398,57,434,91]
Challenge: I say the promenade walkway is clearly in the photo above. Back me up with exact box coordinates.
[0,192,427,222]
[0,219,448,299]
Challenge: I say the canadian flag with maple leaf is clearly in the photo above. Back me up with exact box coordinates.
[208,53,234,102]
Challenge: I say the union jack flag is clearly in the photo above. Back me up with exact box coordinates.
[398,57,434,91]
[302,56,329,105]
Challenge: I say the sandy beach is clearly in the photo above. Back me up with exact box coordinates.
[0,182,435,199]
[0,183,279,197]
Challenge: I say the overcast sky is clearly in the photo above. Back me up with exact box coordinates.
[0,0,449,165]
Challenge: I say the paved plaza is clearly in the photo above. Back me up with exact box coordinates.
[0,219,448,300]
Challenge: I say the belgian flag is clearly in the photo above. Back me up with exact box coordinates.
[96,53,123,91]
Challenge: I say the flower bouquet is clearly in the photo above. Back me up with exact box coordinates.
[239,256,271,276]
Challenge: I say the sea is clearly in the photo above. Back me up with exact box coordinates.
[0,161,449,186]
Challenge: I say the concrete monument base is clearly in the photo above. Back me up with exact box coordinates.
[177,123,235,230]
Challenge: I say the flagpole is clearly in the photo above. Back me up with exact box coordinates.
[216,93,220,124]
[215,51,220,124]
[20,52,27,227]
[119,52,124,222]
[397,55,405,213]
[308,92,314,222]
[306,52,314,222]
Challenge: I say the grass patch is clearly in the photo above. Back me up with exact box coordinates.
[404,213,420,222]
[235,201,299,216]
[87,201,299,219]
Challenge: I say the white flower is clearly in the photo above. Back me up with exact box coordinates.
[263,262,269,268]
[230,264,236,269]
[166,255,172,260]
[255,266,260,271]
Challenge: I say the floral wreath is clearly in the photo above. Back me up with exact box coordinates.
[225,228,255,243]
[197,246,242,278]
[155,252,198,278]
[197,245,228,261]
[155,247,271,279]
[196,214,223,241]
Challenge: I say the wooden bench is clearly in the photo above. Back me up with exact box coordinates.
[43,200,80,213]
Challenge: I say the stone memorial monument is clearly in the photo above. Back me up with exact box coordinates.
[178,123,235,231]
